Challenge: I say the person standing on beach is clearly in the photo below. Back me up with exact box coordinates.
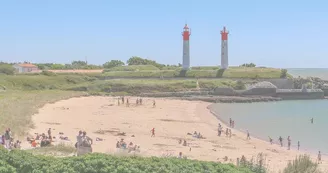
[318,151,322,164]
[122,96,125,104]
[246,130,251,140]
[153,100,156,108]
[126,98,129,107]
[287,136,291,150]
[298,141,300,150]
[151,128,155,137]
[279,136,283,147]
[268,136,273,145]
[229,118,232,127]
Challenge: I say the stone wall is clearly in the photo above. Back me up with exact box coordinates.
[261,79,294,89]
[140,91,209,97]
[242,88,277,96]
[322,89,328,96]
[210,87,239,96]
[276,89,324,100]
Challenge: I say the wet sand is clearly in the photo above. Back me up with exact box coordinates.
[27,96,328,172]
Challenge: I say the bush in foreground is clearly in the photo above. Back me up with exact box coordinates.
[0,147,254,173]
[283,155,322,173]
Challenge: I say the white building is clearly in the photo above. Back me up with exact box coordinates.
[13,63,39,73]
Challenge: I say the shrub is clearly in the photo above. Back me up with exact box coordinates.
[234,80,246,90]
[0,148,253,173]
[283,155,322,173]
[41,70,57,76]
[280,69,288,78]
[0,64,15,75]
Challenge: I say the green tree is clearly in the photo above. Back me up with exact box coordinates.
[280,69,288,78]
[103,60,125,69]
[240,63,256,67]
[0,64,15,75]
[126,56,165,69]
[50,64,65,69]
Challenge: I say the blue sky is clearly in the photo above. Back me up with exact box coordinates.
[0,0,327,68]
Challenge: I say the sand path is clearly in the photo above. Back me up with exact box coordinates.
[28,96,328,172]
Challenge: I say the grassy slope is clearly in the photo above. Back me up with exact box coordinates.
[102,66,282,79]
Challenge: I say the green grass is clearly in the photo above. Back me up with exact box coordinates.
[0,90,86,136]
[103,65,160,72]
[101,67,282,79]
[0,147,255,173]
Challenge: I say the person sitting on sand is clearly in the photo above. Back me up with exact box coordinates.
[178,152,183,159]
[135,146,140,153]
[96,137,104,141]
[151,128,155,137]
[193,131,197,138]
[128,142,134,152]
[13,140,21,149]
[183,140,187,146]
[116,141,120,148]
[31,140,38,147]
[153,100,156,108]
[178,139,182,144]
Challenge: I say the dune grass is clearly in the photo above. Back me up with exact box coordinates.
[0,90,86,136]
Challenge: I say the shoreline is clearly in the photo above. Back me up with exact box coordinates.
[26,96,328,172]
[207,104,324,157]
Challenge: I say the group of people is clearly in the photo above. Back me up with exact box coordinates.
[75,131,93,149]
[0,128,21,149]
[217,123,232,138]
[191,131,204,139]
[117,97,156,108]
[116,139,140,153]
[27,128,54,148]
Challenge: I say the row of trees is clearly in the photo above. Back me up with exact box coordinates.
[36,57,180,70]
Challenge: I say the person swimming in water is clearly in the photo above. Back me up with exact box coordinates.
[311,118,314,124]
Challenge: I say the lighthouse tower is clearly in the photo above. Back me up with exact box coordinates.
[182,24,191,70]
[220,26,229,69]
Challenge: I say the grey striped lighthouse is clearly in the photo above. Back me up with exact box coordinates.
[221,26,229,69]
[182,24,191,70]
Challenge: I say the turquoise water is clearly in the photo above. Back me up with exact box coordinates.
[287,68,328,80]
[209,100,328,154]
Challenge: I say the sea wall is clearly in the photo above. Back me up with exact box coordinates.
[276,89,324,100]
[241,88,277,96]
[322,89,328,96]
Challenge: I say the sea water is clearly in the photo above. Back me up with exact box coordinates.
[209,100,328,155]
[287,68,328,80]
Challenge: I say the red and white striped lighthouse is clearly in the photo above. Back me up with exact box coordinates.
[182,24,191,70]
[221,26,229,69]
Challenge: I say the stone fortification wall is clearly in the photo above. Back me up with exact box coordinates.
[210,87,239,96]
[264,79,294,89]
[322,89,328,96]
[241,88,277,96]
[276,89,324,100]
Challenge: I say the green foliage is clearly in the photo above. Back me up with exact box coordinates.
[283,155,322,173]
[240,63,256,67]
[41,70,57,76]
[239,153,267,173]
[103,60,125,69]
[127,56,165,69]
[234,80,246,90]
[0,64,15,75]
[103,65,160,72]
[192,66,219,70]
[280,69,288,78]
[0,147,253,173]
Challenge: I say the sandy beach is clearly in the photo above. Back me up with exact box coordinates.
[27,96,328,172]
